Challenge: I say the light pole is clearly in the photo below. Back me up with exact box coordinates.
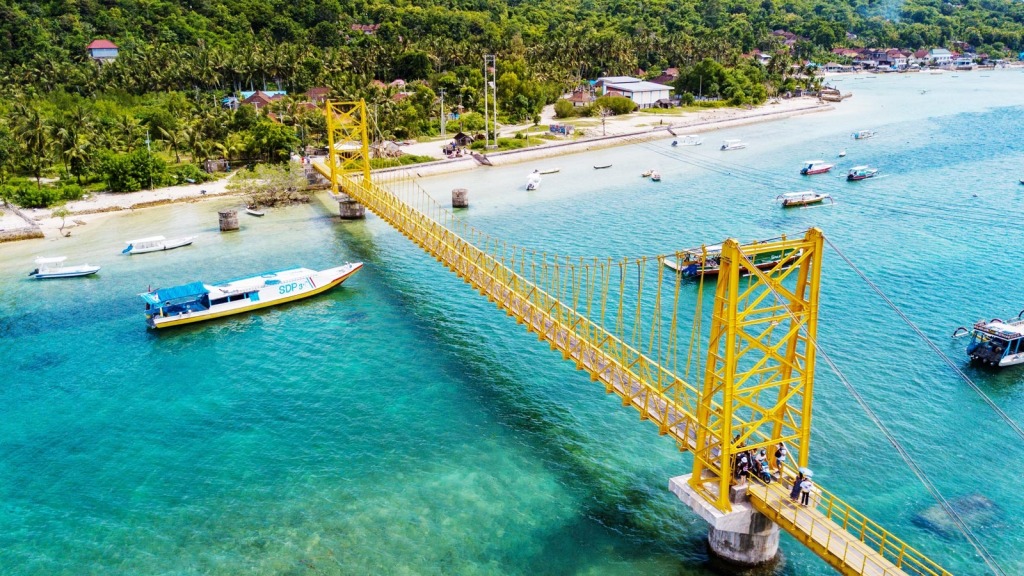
[439,88,446,138]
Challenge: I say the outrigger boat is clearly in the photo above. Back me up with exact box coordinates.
[141,263,363,329]
[847,166,879,181]
[663,239,800,279]
[28,256,100,279]
[800,160,834,175]
[957,317,1024,367]
[123,235,195,255]
[852,130,876,140]
[777,191,832,207]
[538,168,560,175]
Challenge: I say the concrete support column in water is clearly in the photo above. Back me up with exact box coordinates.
[337,193,366,219]
[218,209,239,231]
[670,474,780,567]
[452,188,469,208]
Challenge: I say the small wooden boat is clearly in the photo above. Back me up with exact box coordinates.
[122,235,196,255]
[847,166,879,181]
[800,160,834,175]
[641,170,653,177]
[777,191,832,207]
[594,164,612,169]
[28,256,100,279]
[538,168,560,175]
[245,206,265,217]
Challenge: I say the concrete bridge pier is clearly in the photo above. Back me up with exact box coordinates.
[336,192,366,219]
[670,474,780,567]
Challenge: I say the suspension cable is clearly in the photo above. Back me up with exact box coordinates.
[824,236,1024,444]
[741,246,1008,576]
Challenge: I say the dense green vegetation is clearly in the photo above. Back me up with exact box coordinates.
[1,0,1022,205]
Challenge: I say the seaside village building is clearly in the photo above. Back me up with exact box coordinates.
[86,39,118,62]
[594,76,673,109]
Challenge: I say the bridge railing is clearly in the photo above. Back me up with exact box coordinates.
[747,478,951,576]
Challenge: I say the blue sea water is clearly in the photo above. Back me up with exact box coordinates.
[3,72,1024,575]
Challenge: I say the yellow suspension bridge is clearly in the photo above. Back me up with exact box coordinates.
[314,101,952,576]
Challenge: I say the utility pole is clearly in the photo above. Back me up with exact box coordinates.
[484,54,497,148]
[439,88,446,138]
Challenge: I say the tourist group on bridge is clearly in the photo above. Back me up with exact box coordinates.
[733,441,815,505]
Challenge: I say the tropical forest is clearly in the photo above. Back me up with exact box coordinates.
[2,0,1024,206]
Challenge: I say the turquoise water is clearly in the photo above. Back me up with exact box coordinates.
[3,72,1024,575]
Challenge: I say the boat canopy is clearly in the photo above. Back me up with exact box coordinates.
[35,256,68,264]
[850,165,869,171]
[141,281,209,305]
[979,321,1024,339]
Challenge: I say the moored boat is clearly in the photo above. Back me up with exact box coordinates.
[538,168,560,175]
[641,169,653,177]
[777,191,832,207]
[650,171,661,182]
[663,239,800,278]
[847,166,879,181]
[28,256,100,279]
[245,206,265,216]
[594,164,612,169]
[123,235,195,255]
[800,160,834,175]
[720,139,747,151]
[962,318,1024,367]
[672,135,703,146]
[526,170,542,190]
[852,129,876,140]
[141,263,363,329]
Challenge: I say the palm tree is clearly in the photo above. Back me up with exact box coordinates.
[12,104,49,188]
[158,126,183,163]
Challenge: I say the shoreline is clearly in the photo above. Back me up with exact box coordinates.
[3,97,832,241]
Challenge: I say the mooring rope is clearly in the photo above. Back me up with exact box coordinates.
[824,236,1024,444]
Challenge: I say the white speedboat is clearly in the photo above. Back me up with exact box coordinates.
[28,256,100,279]
[720,139,747,151]
[965,318,1024,367]
[800,160,835,175]
[245,207,265,217]
[847,166,879,181]
[672,135,703,146]
[650,171,662,182]
[141,263,363,329]
[526,171,542,191]
[122,235,195,255]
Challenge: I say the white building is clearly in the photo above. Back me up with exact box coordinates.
[595,76,673,109]
[929,48,953,65]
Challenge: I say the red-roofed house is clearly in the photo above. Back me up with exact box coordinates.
[87,39,118,61]
[566,90,596,107]
[307,87,330,104]
[241,90,284,110]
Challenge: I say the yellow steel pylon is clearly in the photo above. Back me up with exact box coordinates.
[690,228,824,512]
[325,100,372,193]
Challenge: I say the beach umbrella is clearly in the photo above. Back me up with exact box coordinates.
[799,467,814,478]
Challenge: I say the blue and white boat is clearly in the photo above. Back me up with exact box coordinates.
[141,263,363,329]
[964,318,1024,367]
[123,235,195,255]
[28,256,100,279]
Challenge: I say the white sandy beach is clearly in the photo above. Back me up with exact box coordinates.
[4,95,831,240]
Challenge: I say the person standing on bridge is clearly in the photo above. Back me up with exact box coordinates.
[799,477,813,506]
[789,471,804,501]
[774,443,788,478]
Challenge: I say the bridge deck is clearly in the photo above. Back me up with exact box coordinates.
[748,480,916,576]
